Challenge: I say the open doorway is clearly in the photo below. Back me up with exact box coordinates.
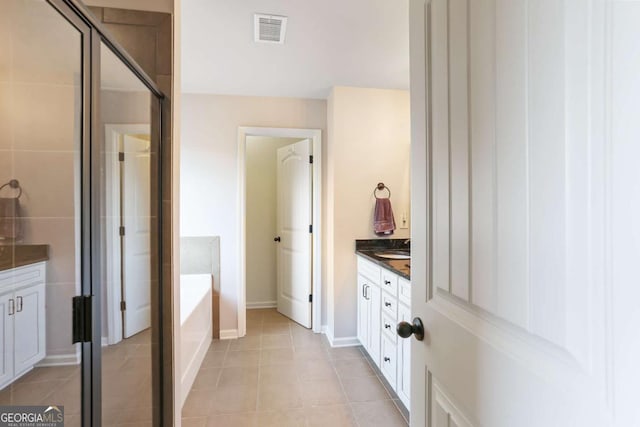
[238,127,322,336]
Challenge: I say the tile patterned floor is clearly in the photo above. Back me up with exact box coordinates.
[0,329,152,427]
[182,308,409,427]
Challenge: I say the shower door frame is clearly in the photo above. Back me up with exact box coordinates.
[44,0,170,425]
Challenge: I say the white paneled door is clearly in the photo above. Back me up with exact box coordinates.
[276,139,312,328]
[122,134,152,338]
[409,0,640,426]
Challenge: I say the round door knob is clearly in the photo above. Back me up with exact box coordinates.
[397,317,425,341]
[274,236,281,242]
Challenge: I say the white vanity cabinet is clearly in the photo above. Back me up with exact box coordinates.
[357,258,381,365]
[356,255,410,409]
[0,262,47,389]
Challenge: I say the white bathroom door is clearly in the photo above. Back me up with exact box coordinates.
[275,139,312,328]
[122,134,152,338]
[407,0,629,426]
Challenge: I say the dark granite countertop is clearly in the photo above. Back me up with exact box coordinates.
[355,239,411,280]
[0,244,50,272]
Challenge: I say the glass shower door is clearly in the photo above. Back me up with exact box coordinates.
[0,1,90,426]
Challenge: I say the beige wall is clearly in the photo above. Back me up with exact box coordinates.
[245,136,303,307]
[326,86,411,339]
[180,94,327,333]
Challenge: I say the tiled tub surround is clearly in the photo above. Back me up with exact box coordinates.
[182,309,409,427]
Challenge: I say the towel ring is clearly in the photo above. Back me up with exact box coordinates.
[373,182,391,199]
[0,179,22,199]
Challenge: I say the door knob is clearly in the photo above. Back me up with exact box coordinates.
[397,317,425,341]
[274,236,281,242]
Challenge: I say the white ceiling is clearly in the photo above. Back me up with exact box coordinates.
[181,0,410,99]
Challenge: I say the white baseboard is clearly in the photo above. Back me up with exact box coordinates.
[321,325,360,348]
[102,337,109,347]
[219,329,239,340]
[246,301,277,309]
[37,353,81,367]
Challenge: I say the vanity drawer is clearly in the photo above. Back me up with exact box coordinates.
[381,291,397,320]
[357,256,381,285]
[381,270,398,297]
[380,333,398,387]
[381,311,397,343]
[398,278,411,306]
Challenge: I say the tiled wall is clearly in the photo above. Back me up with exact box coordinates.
[0,1,84,361]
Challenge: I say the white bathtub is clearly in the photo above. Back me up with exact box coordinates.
[180,274,212,407]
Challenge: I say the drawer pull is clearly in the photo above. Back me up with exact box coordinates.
[384,357,391,362]
[384,280,391,285]
[384,323,391,329]
[8,299,14,316]
[16,296,23,313]
[385,302,392,307]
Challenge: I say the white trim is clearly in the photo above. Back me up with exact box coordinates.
[219,329,239,340]
[102,337,109,347]
[37,353,81,367]
[246,301,277,309]
[237,127,323,337]
[322,325,360,348]
[104,124,150,346]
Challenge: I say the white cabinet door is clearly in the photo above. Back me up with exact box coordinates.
[397,303,411,408]
[14,283,45,376]
[0,293,14,389]
[357,275,370,349]
[368,283,381,365]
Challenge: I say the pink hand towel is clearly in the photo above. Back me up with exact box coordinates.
[374,198,396,236]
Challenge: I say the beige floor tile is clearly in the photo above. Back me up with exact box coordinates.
[261,334,293,349]
[261,322,290,335]
[257,382,303,410]
[205,412,256,427]
[262,311,290,323]
[305,404,357,427]
[209,339,230,352]
[223,350,260,367]
[192,368,222,390]
[351,400,409,426]
[181,417,207,427]
[256,409,306,427]
[259,364,299,385]
[341,375,392,402]
[15,366,78,384]
[217,366,258,387]
[209,385,258,414]
[300,378,347,406]
[201,351,226,368]
[292,347,329,361]
[326,346,365,360]
[228,336,261,351]
[333,358,376,379]
[295,359,337,382]
[260,348,295,366]
[182,388,215,417]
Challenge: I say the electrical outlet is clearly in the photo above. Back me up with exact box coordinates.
[400,210,409,229]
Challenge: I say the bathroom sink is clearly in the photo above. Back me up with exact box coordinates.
[374,250,411,260]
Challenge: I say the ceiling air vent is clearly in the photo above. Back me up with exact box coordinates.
[254,13,287,44]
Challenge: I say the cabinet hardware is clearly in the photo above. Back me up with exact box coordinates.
[8,299,14,316]
[274,236,281,242]
[384,280,391,285]
[16,296,23,312]
[384,357,390,362]
[385,323,391,329]
[385,302,392,307]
